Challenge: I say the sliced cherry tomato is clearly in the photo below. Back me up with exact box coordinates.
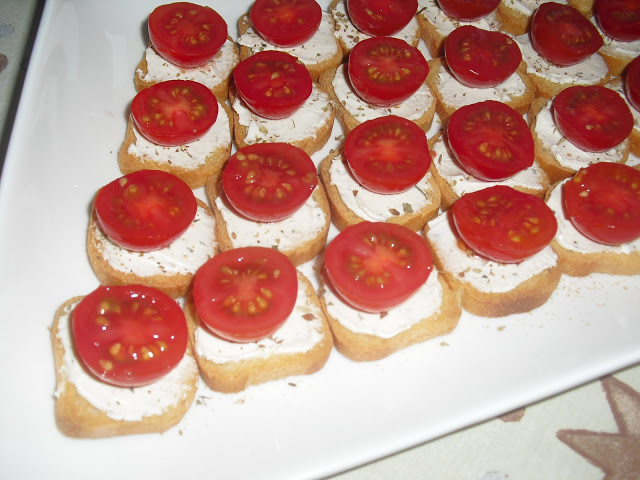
[233,50,312,119]
[250,0,322,47]
[131,79,219,147]
[563,162,640,245]
[348,36,429,107]
[324,221,432,313]
[343,115,431,194]
[221,143,318,222]
[626,55,640,112]
[452,185,558,263]
[447,101,534,181]
[192,247,298,342]
[444,26,522,88]
[346,0,418,36]
[531,2,603,66]
[596,0,640,42]
[94,169,197,252]
[437,0,500,21]
[553,85,634,152]
[148,2,228,68]
[72,285,188,387]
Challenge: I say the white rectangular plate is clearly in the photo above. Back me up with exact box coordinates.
[0,1,638,479]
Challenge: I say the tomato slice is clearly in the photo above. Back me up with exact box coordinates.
[626,55,640,112]
[148,2,228,68]
[324,221,433,313]
[72,285,188,387]
[343,115,432,194]
[348,36,429,107]
[437,0,500,21]
[94,169,197,252]
[131,79,219,147]
[531,2,603,66]
[346,0,418,36]
[221,143,318,222]
[250,0,322,47]
[444,26,522,88]
[233,50,312,120]
[447,101,534,181]
[192,247,298,342]
[563,162,640,245]
[596,0,640,42]
[452,185,558,263]
[553,85,634,152]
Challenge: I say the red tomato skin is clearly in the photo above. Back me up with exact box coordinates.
[444,26,522,88]
[192,247,298,343]
[222,143,318,222]
[324,222,433,313]
[531,2,603,66]
[343,115,432,194]
[553,85,634,152]
[348,37,429,107]
[626,55,640,112]
[596,0,640,42]
[233,50,313,119]
[148,2,228,68]
[452,186,558,263]
[447,101,534,181]
[250,0,322,47]
[72,285,188,387]
[94,169,197,252]
[437,0,500,21]
[131,79,219,147]
[346,0,418,36]
[563,162,640,245]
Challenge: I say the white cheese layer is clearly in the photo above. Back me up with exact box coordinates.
[233,86,333,145]
[93,205,216,277]
[323,268,443,338]
[417,0,502,37]
[194,279,325,363]
[55,299,197,422]
[328,152,437,221]
[533,99,628,171]
[547,180,640,255]
[136,39,239,89]
[425,211,558,293]
[126,101,231,169]
[332,64,435,123]
[214,186,327,251]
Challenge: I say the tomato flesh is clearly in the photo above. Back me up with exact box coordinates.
[192,247,298,342]
[148,2,228,68]
[447,100,534,181]
[445,26,522,88]
[531,2,603,66]
[94,169,197,252]
[344,115,431,194]
[437,0,500,21]
[324,221,432,313]
[348,36,429,107]
[452,185,558,263]
[626,55,640,112]
[72,285,188,387]
[563,162,640,245]
[596,0,640,42]
[222,143,318,222]
[250,0,322,47]
[553,85,634,152]
[347,0,418,36]
[233,50,312,119]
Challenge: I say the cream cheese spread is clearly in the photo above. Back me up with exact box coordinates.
[194,278,325,363]
[136,39,239,89]
[54,299,197,422]
[93,205,216,277]
[425,211,558,293]
[417,0,502,37]
[127,102,231,169]
[322,269,443,338]
[328,152,437,221]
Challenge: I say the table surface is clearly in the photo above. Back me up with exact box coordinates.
[1,1,638,478]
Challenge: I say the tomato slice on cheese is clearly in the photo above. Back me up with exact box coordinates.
[437,0,500,21]
[625,55,640,112]
[347,0,418,36]
[250,0,322,47]
[596,0,640,42]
